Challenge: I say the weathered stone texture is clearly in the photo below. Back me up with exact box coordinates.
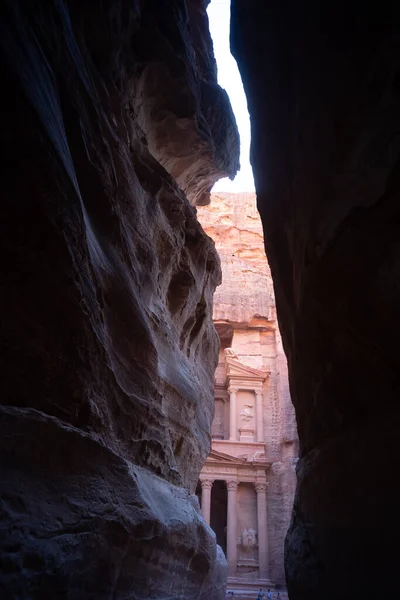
[198,192,275,325]
[133,1,240,206]
[0,1,239,598]
[231,1,400,598]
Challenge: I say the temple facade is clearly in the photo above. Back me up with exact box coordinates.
[197,193,298,597]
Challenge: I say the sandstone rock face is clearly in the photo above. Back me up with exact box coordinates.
[133,1,240,206]
[198,193,298,587]
[0,1,239,598]
[198,192,275,325]
[231,2,400,599]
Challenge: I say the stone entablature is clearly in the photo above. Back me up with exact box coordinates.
[209,441,267,461]
[201,449,270,484]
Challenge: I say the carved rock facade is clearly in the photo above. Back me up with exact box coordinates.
[197,193,297,598]
[0,1,239,598]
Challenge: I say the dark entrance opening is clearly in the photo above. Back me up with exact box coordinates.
[210,479,227,554]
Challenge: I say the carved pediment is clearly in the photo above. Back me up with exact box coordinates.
[207,449,247,464]
[225,357,269,383]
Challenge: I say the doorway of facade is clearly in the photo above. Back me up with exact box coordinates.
[210,479,228,555]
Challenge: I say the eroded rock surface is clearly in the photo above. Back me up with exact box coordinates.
[0,1,239,598]
[231,2,400,599]
[198,192,275,325]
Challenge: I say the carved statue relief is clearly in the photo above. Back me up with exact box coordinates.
[239,403,254,423]
[224,347,238,359]
[241,528,257,552]
[214,412,223,426]
[252,449,266,460]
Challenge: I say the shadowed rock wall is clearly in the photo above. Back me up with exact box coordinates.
[0,1,239,598]
[231,1,400,599]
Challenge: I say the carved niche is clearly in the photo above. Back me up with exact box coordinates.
[239,400,255,442]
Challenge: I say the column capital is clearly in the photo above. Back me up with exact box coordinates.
[200,479,214,490]
[226,480,239,491]
[254,482,269,493]
[255,389,263,397]
[228,386,238,394]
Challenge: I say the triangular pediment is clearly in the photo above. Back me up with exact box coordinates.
[207,449,246,464]
[225,357,269,380]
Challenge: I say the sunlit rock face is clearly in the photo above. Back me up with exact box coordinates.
[231,1,400,599]
[0,1,239,598]
[198,192,276,325]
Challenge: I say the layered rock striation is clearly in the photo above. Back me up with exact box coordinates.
[231,1,400,599]
[0,1,238,598]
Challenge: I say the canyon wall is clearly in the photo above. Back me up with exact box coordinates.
[231,1,400,599]
[198,192,298,587]
[199,192,275,326]
[0,1,239,598]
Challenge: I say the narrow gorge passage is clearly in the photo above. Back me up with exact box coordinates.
[2,1,399,599]
[194,4,298,596]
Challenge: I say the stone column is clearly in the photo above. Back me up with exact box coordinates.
[200,480,213,525]
[224,398,230,440]
[255,482,269,579]
[255,390,264,442]
[228,387,238,441]
[226,480,238,577]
